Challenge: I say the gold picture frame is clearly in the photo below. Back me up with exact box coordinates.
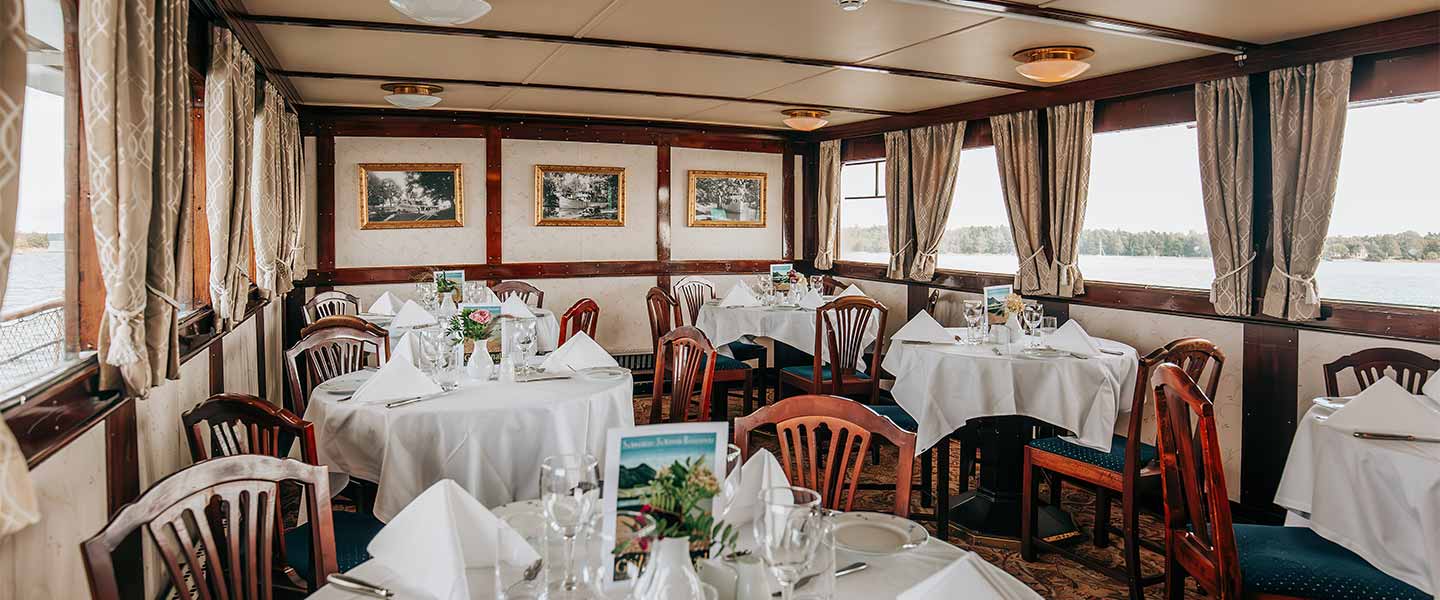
[535,164,626,227]
[687,170,767,228]
[358,163,464,230]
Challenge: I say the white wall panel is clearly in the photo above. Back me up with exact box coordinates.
[0,425,107,600]
[222,317,261,397]
[1296,330,1440,415]
[501,140,657,262]
[669,148,783,260]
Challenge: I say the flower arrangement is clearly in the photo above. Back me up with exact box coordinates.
[633,457,738,560]
[447,308,495,355]
[1003,293,1025,317]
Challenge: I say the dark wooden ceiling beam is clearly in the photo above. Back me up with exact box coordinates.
[279,70,905,117]
[239,13,1043,92]
[193,0,303,106]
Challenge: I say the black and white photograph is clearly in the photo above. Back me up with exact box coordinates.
[687,170,767,227]
[535,164,626,227]
[358,163,463,230]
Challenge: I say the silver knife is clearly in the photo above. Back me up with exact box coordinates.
[1354,431,1440,444]
[326,574,394,598]
[385,390,452,409]
[519,374,573,383]
[774,562,868,597]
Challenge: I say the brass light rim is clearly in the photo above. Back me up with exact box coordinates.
[781,108,832,119]
[1011,46,1095,64]
[380,82,445,96]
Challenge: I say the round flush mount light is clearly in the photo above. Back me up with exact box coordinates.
[1012,46,1095,83]
[782,108,832,131]
[381,83,444,109]
[836,0,868,11]
[389,0,492,25]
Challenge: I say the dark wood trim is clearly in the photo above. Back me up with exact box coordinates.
[485,125,503,265]
[193,0,302,105]
[208,337,225,396]
[782,145,795,261]
[254,307,266,399]
[103,396,142,600]
[1248,72,1274,318]
[656,141,673,289]
[3,359,119,468]
[904,0,1250,54]
[241,14,1040,91]
[315,135,336,272]
[297,259,789,287]
[1239,323,1298,516]
[1350,44,1440,102]
[281,70,902,117]
[1093,86,1196,133]
[801,143,819,261]
[811,13,1440,140]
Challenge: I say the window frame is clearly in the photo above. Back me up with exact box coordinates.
[836,158,886,265]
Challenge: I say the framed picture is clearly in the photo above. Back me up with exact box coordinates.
[358,163,463,230]
[687,170,767,227]
[535,164,626,227]
[769,263,794,284]
[983,284,1013,325]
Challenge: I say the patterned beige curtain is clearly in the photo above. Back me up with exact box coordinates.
[1196,76,1254,316]
[906,122,965,281]
[1264,59,1351,320]
[249,82,284,296]
[205,27,256,328]
[80,0,191,393]
[814,140,841,269]
[1044,101,1093,297]
[277,110,304,291]
[991,110,1051,294]
[883,130,911,279]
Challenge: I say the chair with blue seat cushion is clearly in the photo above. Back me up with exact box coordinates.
[777,296,888,405]
[647,288,755,423]
[1233,524,1429,600]
[650,325,752,423]
[1022,338,1226,600]
[285,510,387,583]
[674,276,772,412]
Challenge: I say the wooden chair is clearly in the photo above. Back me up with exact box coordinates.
[651,327,718,423]
[283,325,388,415]
[1150,364,1427,600]
[777,296,887,404]
[300,315,389,347]
[492,280,544,308]
[303,290,360,325]
[81,455,339,600]
[180,394,384,586]
[674,276,771,409]
[1323,347,1437,396]
[734,394,916,517]
[645,291,754,423]
[1022,338,1225,600]
[559,297,600,345]
[820,275,844,295]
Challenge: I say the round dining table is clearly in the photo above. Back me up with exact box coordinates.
[694,301,879,368]
[366,307,563,353]
[303,369,635,521]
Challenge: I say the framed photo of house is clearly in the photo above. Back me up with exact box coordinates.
[358,163,463,230]
[535,164,626,227]
[687,170,766,227]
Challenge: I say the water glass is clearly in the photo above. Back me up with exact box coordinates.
[580,510,655,590]
[792,510,837,600]
[962,300,985,344]
[1039,316,1058,346]
[496,510,546,600]
[808,275,824,293]
[1022,303,1044,347]
[541,454,602,600]
[754,487,823,600]
[432,339,461,391]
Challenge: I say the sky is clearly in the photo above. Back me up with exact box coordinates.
[18,87,65,234]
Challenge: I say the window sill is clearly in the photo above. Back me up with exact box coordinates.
[0,355,124,468]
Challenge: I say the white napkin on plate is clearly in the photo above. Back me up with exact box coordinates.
[466,347,493,380]
[366,480,540,600]
[539,332,618,371]
[351,355,441,404]
[1326,376,1440,437]
[837,284,866,298]
[719,284,761,308]
[390,330,422,366]
[367,291,400,316]
[1045,320,1100,355]
[892,311,956,344]
[797,289,825,310]
[391,300,438,328]
[899,552,1040,600]
[718,449,789,527]
[500,296,535,319]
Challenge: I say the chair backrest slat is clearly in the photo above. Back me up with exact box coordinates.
[183,393,318,466]
[645,287,682,353]
[650,326,718,424]
[673,277,717,326]
[303,291,360,325]
[492,281,545,308]
[559,298,601,345]
[1323,347,1438,397]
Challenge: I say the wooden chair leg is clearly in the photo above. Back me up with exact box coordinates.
[1094,488,1113,548]
[1021,452,1038,561]
[1048,473,1063,508]
[1164,547,1185,600]
[1122,488,1145,600]
[936,439,951,541]
[958,439,975,494]
[742,374,754,419]
[920,449,933,508]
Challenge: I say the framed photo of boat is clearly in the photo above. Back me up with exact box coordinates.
[687,170,767,227]
[535,164,626,227]
[358,163,463,230]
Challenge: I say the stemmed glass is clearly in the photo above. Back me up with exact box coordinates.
[962,300,985,344]
[1022,303,1044,348]
[808,275,824,293]
[718,444,743,524]
[540,454,602,600]
[754,486,823,600]
[515,318,539,375]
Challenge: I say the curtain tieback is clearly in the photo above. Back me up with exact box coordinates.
[1210,254,1256,302]
[891,240,914,261]
[1055,261,1080,287]
[1274,266,1319,304]
[103,301,146,366]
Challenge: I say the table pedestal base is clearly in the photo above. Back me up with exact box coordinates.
[942,415,1080,549]
[950,491,1080,550]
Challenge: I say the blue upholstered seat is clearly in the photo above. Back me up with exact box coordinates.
[780,365,869,381]
[1026,434,1156,473]
[1234,524,1429,600]
[870,404,918,431]
[727,340,765,356]
[694,353,749,371]
[285,510,386,583]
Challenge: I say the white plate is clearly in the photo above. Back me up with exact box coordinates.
[315,371,370,395]
[493,499,544,521]
[1312,396,1352,410]
[581,367,631,381]
[832,512,928,556]
[1019,346,1070,359]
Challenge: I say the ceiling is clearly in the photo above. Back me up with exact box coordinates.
[238,0,1437,130]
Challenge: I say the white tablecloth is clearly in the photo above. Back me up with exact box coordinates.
[304,372,634,521]
[694,303,880,368]
[367,308,562,353]
[1274,401,1440,595]
[881,329,1138,454]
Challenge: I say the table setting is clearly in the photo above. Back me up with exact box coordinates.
[358,282,562,354]
[694,273,877,368]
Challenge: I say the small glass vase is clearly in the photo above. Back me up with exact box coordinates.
[630,538,706,600]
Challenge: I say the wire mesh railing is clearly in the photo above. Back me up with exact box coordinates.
[0,298,66,391]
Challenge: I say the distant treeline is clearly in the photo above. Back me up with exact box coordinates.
[842,225,1439,261]
[15,232,49,250]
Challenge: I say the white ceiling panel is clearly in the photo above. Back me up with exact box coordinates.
[527,45,829,99]
[492,88,729,121]
[681,102,877,129]
[1047,0,1438,45]
[754,69,1011,113]
[242,0,620,36]
[291,77,514,109]
[259,24,558,83]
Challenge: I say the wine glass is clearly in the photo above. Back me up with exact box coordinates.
[718,444,744,524]
[1022,303,1044,347]
[962,300,985,344]
[541,454,602,600]
[808,275,824,293]
[515,318,539,375]
[753,487,823,600]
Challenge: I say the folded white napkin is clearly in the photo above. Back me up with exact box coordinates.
[367,291,400,316]
[539,331,618,371]
[1045,320,1100,355]
[466,347,493,380]
[500,296,535,319]
[719,284,761,308]
[351,355,441,404]
[391,300,438,328]
[718,449,789,527]
[900,552,1039,600]
[390,330,422,367]
[892,311,956,344]
[1326,376,1440,437]
[838,283,866,298]
[367,480,540,600]
[797,289,825,310]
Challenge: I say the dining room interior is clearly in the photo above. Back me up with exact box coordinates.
[0,0,1437,599]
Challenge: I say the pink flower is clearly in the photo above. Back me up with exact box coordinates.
[468,310,492,324]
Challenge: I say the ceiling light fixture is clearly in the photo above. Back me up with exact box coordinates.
[836,0,868,11]
[389,0,492,25]
[382,82,444,109]
[1012,46,1094,83]
[782,108,831,131]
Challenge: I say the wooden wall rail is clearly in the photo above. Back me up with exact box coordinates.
[297,259,789,287]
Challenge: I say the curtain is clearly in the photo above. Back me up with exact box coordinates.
[906,122,965,281]
[1044,101,1093,297]
[1196,76,1255,316]
[277,110,304,292]
[991,110,1051,294]
[814,140,841,269]
[80,0,190,393]
[883,131,911,280]
[250,82,284,296]
[1264,58,1351,320]
[205,27,256,328]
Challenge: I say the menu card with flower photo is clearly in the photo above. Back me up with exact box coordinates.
[601,422,729,591]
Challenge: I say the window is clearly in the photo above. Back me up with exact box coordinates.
[1080,121,1210,289]
[1319,95,1440,307]
[838,159,886,263]
[937,146,1016,274]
